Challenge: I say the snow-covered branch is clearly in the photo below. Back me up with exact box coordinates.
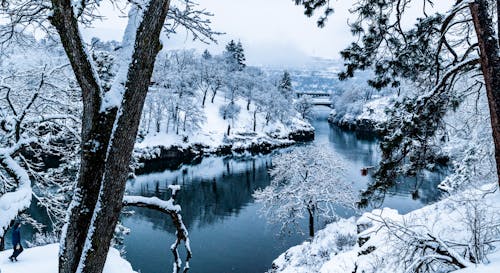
[123,185,191,273]
[0,151,32,238]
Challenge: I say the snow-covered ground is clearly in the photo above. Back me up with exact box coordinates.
[329,95,394,132]
[271,183,500,273]
[135,91,314,158]
[0,244,136,273]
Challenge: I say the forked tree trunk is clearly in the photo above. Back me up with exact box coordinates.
[50,2,117,273]
[211,89,217,103]
[50,1,173,273]
[470,0,500,187]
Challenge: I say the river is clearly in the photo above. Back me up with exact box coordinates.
[121,109,446,273]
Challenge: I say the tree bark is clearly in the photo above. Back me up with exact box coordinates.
[308,205,315,237]
[75,1,171,272]
[49,2,118,273]
[470,0,500,187]
[253,110,257,132]
[202,89,207,107]
[50,1,172,273]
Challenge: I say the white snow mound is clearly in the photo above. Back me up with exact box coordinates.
[0,244,137,273]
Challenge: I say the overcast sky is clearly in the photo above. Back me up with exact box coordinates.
[81,0,356,67]
[81,0,451,67]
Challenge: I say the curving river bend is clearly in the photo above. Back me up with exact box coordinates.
[121,109,446,273]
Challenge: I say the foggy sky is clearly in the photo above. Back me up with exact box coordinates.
[81,0,354,67]
[81,0,451,67]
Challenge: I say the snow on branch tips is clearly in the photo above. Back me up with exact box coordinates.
[165,0,223,44]
[253,144,356,237]
[123,185,191,273]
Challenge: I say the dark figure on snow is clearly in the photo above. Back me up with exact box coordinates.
[9,222,23,262]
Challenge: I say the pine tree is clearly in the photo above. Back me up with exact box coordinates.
[224,39,246,71]
[235,41,246,69]
[202,49,212,60]
[278,71,293,92]
[295,0,500,202]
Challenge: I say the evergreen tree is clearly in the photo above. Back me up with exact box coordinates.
[202,49,212,60]
[235,41,246,69]
[294,0,500,204]
[278,71,293,92]
[224,39,246,71]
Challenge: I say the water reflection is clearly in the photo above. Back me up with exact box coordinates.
[127,156,274,230]
[122,112,446,273]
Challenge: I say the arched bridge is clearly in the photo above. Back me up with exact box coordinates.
[295,91,333,107]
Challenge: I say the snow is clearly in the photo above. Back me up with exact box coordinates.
[357,95,394,124]
[330,95,394,130]
[454,249,500,273]
[0,244,137,273]
[271,218,357,273]
[123,195,181,212]
[0,147,33,238]
[101,1,147,112]
[135,90,313,153]
[271,183,500,273]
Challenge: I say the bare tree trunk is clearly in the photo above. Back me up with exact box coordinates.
[202,89,207,107]
[50,1,172,273]
[211,89,217,103]
[74,1,171,272]
[183,114,187,132]
[253,110,257,132]
[307,205,315,237]
[470,0,500,186]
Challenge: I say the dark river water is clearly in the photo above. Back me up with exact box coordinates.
[121,109,446,273]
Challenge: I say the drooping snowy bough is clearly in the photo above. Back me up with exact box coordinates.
[1,1,218,273]
[0,140,33,249]
[123,185,192,273]
[0,56,80,250]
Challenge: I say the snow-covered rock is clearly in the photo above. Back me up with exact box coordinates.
[0,244,136,273]
[329,96,394,133]
[271,183,500,273]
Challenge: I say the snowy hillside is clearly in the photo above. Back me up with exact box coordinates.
[0,244,136,273]
[136,91,313,151]
[263,57,342,94]
[270,183,500,273]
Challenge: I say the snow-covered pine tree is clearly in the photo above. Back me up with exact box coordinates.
[202,49,212,60]
[294,0,500,202]
[235,41,246,69]
[278,70,294,103]
[224,39,246,71]
[278,71,293,93]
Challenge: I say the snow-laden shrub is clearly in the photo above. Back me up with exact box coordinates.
[26,232,59,248]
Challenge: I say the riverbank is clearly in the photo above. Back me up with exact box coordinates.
[121,116,446,273]
[134,94,314,174]
[328,96,394,134]
[270,183,500,273]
